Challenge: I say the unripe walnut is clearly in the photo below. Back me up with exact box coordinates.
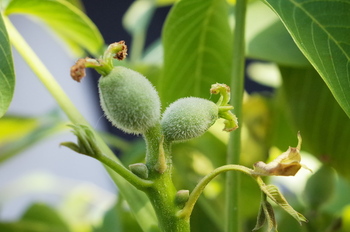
[161,97,218,142]
[99,66,161,134]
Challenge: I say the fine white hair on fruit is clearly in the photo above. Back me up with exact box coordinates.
[99,66,161,134]
[161,97,218,142]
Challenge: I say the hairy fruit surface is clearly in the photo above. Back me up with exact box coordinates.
[99,66,161,134]
[161,97,218,142]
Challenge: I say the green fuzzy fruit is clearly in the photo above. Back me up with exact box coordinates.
[99,66,161,134]
[161,97,218,142]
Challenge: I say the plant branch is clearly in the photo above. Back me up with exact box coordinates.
[4,17,159,231]
[4,17,85,125]
[178,165,254,220]
[226,0,248,232]
[97,153,153,190]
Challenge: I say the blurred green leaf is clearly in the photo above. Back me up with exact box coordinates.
[0,221,69,232]
[263,0,350,118]
[304,165,336,210]
[63,0,83,9]
[248,21,309,67]
[123,0,155,35]
[94,198,143,232]
[280,66,350,179]
[0,115,38,145]
[21,203,71,232]
[5,0,104,56]
[156,0,177,6]
[161,0,232,106]
[0,13,15,118]
[246,1,309,67]
[0,113,65,163]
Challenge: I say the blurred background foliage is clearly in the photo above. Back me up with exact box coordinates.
[1,0,350,232]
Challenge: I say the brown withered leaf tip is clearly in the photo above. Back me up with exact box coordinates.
[113,40,128,60]
[70,58,87,82]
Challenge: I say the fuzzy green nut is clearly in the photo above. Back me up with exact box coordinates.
[161,97,218,142]
[99,66,161,134]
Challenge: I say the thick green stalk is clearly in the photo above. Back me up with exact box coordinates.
[143,125,190,232]
[225,0,247,232]
[4,17,159,232]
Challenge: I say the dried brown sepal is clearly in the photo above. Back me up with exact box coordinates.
[112,41,128,60]
[252,133,312,176]
[70,58,87,82]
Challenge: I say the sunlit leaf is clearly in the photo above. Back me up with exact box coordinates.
[0,13,15,118]
[0,115,38,146]
[263,0,350,118]
[5,0,104,56]
[280,66,350,179]
[246,1,309,67]
[0,113,65,163]
[161,0,232,106]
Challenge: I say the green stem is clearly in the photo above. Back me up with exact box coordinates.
[5,17,84,124]
[178,165,254,221]
[226,0,247,232]
[96,153,153,190]
[142,125,190,232]
[130,30,147,63]
[4,17,159,232]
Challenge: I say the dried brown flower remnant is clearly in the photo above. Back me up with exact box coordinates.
[111,41,128,60]
[252,132,312,176]
[71,58,87,82]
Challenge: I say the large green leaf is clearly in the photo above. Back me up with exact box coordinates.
[246,1,309,67]
[263,0,350,118]
[4,0,104,56]
[161,0,232,106]
[280,66,350,179]
[0,13,15,118]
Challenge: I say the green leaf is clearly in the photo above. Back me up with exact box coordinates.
[303,165,336,210]
[261,200,277,232]
[0,221,69,232]
[280,66,350,179]
[262,0,350,118]
[4,0,104,56]
[253,201,267,231]
[246,1,309,67]
[0,113,65,163]
[257,177,307,225]
[123,0,155,35]
[156,0,177,6]
[161,0,232,106]
[0,13,15,118]
[94,198,143,232]
[21,203,71,231]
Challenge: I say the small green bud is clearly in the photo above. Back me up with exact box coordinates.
[99,66,161,134]
[175,190,190,209]
[161,97,218,142]
[129,163,149,179]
